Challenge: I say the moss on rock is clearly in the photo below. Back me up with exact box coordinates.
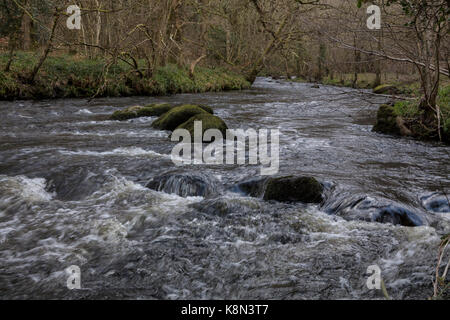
[110,106,144,121]
[234,178,268,198]
[373,104,402,136]
[136,103,175,117]
[263,176,323,203]
[373,84,399,94]
[152,104,212,131]
[174,113,228,141]
[111,103,175,121]
[197,104,214,114]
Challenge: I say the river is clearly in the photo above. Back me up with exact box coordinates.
[0,78,449,299]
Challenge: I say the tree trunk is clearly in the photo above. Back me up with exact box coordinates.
[317,43,326,81]
[28,13,59,83]
[353,36,360,88]
[21,11,31,50]
[189,55,206,78]
[246,17,288,83]
[373,29,383,87]
[4,37,17,72]
[95,0,102,56]
[416,25,441,131]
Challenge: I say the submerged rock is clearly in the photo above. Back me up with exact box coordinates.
[146,170,220,198]
[373,205,424,227]
[325,195,425,227]
[111,103,174,121]
[174,113,228,141]
[263,176,323,204]
[191,196,261,216]
[233,178,268,198]
[152,105,213,131]
[421,193,450,213]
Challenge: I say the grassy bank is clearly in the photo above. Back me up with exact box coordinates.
[393,85,450,141]
[373,85,450,143]
[0,52,251,100]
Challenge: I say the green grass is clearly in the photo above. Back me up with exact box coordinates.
[393,100,421,119]
[390,84,450,141]
[0,52,250,100]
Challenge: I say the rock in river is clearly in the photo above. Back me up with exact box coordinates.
[373,205,424,227]
[152,104,213,131]
[233,178,268,198]
[373,104,403,136]
[373,84,399,94]
[146,170,220,198]
[174,113,228,142]
[110,103,174,121]
[263,176,324,204]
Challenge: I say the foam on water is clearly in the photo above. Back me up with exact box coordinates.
[76,109,93,115]
[0,175,55,203]
[53,129,168,138]
[59,147,172,158]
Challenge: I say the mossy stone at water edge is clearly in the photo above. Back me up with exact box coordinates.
[373,105,402,136]
[373,84,399,95]
[174,113,228,141]
[152,105,213,131]
[110,103,174,121]
[263,176,324,203]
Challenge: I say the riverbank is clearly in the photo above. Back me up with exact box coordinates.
[372,86,450,144]
[290,72,440,96]
[290,73,450,144]
[0,52,251,100]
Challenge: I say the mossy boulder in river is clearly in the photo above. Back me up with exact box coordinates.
[137,103,175,117]
[174,113,228,141]
[111,106,143,121]
[111,103,174,121]
[196,104,214,114]
[152,104,213,131]
[263,176,323,204]
[373,84,399,95]
[373,104,403,136]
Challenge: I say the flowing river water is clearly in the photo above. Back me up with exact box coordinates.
[0,78,449,299]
